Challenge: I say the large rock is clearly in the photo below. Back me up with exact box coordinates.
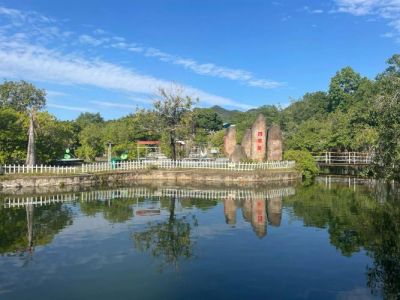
[241,129,252,159]
[267,125,283,161]
[250,114,267,161]
[224,126,237,157]
[229,145,246,162]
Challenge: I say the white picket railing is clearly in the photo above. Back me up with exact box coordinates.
[81,160,295,173]
[1,164,77,175]
[2,160,295,175]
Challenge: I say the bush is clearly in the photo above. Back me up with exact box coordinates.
[284,150,319,179]
[147,164,159,170]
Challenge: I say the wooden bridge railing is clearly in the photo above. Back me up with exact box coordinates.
[313,152,373,165]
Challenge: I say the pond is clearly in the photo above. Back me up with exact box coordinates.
[0,177,399,300]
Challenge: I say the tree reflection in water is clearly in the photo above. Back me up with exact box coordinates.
[0,203,72,256]
[286,181,400,299]
[0,182,399,297]
[133,197,198,271]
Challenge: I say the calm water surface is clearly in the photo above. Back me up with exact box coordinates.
[0,177,399,300]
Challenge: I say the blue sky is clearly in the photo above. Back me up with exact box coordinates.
[0,0,398,120]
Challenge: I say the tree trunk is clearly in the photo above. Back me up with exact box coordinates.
[170,134,177,160]
[26,204,34,253]
[26,110,36,166]
[169,197,176,222]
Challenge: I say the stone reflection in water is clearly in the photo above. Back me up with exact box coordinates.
[223,194,283,238]
[223,196,237,225]
[3,181,399,298]
[268,197,282,227]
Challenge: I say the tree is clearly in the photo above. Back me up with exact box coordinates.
[0,107,27,164]
[373,77,400,180]
[76,123,105,161]
[152,87,195,160]
[35,112,76,163]
[75,112,104,130]
[193,108,223,132]
[0,80,46,166]
[328,67,362,112]
[283,150,319,179]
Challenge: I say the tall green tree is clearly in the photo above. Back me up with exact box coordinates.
[373,77,400,180]
[193,108,223,132]
[0,80,46,166]
[75,112,104,130]
[0,108,27,164]
[152,87,195,160]
[328,67,362,112]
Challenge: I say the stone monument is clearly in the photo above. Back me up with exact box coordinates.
[267,125,283,161]
[250,114,267,161]
[241,129,252,158]
[223,126,237,157]
[229,145,246,163]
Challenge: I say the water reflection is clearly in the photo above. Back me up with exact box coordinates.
[133,197,198,271]
[0,179,399,299]
[0,202,72,256]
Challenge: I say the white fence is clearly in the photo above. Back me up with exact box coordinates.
[2,164,77,175]
[313,152,373,165]
[83,160,295,173]
[2,160,295,175]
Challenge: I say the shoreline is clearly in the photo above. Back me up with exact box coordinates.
[0,168,301,190]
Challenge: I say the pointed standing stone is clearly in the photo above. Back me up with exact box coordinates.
[229,145,246,162]
[241,129,252,158]
[250,114,266,161]
[224,126,237,157]
[267,125,283,161]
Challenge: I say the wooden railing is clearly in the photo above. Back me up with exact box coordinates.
[313,152,373,165]
[2,159,295,175]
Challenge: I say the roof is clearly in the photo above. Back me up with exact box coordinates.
[137,141,160,145]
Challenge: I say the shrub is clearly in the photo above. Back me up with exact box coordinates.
[147,164,159,170]
[284,150,319,179]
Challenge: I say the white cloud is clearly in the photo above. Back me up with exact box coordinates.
[90,100,137,109]
[78,34,108,46]
[75,19,284,89]
[46,90,68,97]
[0,6,253,110]
[0,5,284,91]
[0,39,252,109]
[142,47,283,89]
[335,0,400,41]
[303,6,324,14]
[47,103,94,112]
